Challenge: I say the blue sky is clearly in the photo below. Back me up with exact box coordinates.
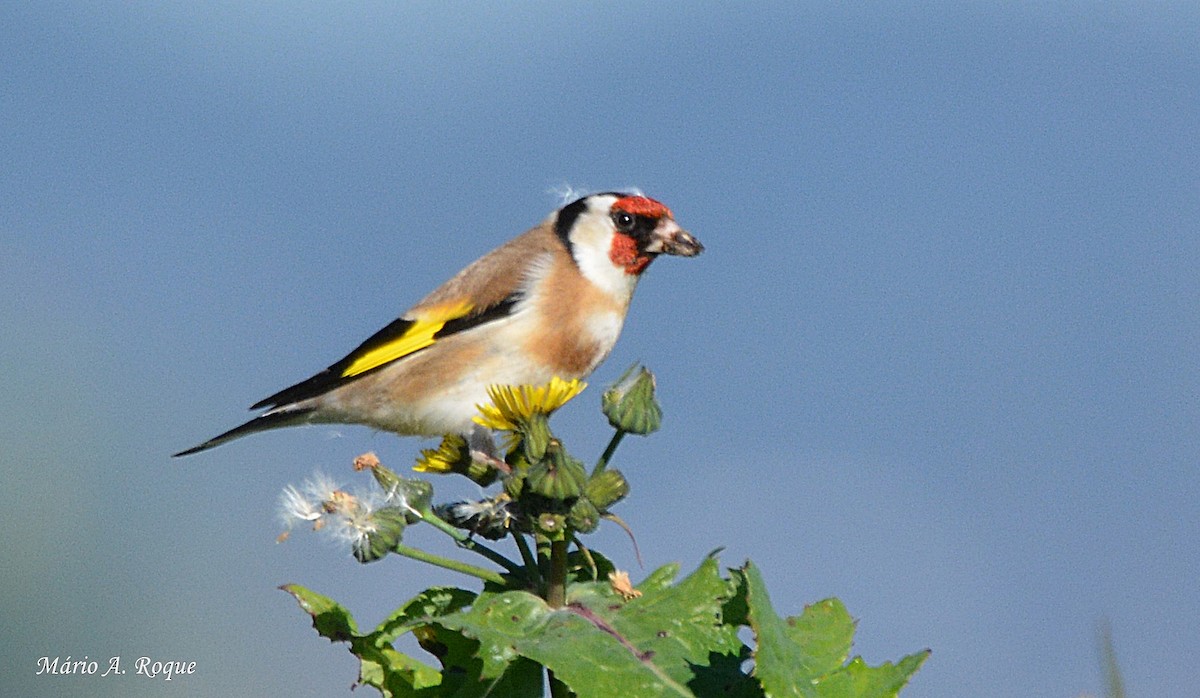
[2,2,1197,696]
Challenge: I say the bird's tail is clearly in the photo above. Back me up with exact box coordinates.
[172,408,316,457]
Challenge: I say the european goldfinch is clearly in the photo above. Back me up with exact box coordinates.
[175,192,703,457]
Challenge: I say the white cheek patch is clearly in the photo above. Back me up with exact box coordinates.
[571,214,640,302]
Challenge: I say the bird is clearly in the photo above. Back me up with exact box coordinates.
[174,192,703,457]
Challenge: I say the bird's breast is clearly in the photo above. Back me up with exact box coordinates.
[520,257,631,377]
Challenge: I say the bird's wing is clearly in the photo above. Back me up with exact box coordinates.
[250,222,563,411]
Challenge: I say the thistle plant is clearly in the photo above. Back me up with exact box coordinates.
[280,366,929,697]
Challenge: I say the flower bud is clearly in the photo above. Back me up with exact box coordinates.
[536,512,567,538]
[503,469,527,500]
[525,447,586,502]
[521,413,552,462]
[585,469,630,511]
[568,498,600,533]
[602,365,662,435]
[357,452,404,494]
[391,477,433,523]
[353,507,407,563]
[359,457,434,521]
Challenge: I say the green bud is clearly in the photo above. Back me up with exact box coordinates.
[521,413,552,462]
[393,478,433,524]
[364,456,402,493]
[537,512,567,538]
[353,507,407,563]
[358,452,434,517]
[524,442,586,501]
[503,470,527,500]
[568,498,600,533]
[524,461,553,498]
[526,461,580,502]
[585,469,630,511]
[602,364,662,435]
[553,443,588,487]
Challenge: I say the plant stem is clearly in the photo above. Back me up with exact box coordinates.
[392,544,506,585]
[458,539,524,576]
[592,428,626,476]
[416,507,523,575]
[545,538,569,608]
[513,532,540,580]
[536,536,552,581]
[535,539,572,696]
[417,505,474,541]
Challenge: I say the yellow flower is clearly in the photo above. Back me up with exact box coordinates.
[473,377,586,431]
[413,434,469,474]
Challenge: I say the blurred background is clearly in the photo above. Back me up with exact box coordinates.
[2,2,1197,696]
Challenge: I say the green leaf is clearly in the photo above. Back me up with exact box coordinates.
[785,598,855,675]
[356,645,441,697]
[434,559,747,698]
[740,562,927,697]
[592,558,742,686]
[721,564,750,627]
[418,624,544,698]
[284,584,541,697]
[285,555,926,697]
[282,583,359,642]
[811,653,931,698]
[636,562,681,593]
[371,586,477,645]
[566,547,617,584]
[442,589,695,697]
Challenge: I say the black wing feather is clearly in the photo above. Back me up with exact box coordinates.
[249,296,520,411]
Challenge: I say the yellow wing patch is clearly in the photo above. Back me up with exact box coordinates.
[340,299,474,378]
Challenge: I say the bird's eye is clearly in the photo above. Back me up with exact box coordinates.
[613,211,636,232]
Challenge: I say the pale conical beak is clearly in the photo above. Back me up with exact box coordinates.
[651,219,704,257]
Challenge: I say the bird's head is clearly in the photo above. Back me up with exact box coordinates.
[554,192,703,283]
